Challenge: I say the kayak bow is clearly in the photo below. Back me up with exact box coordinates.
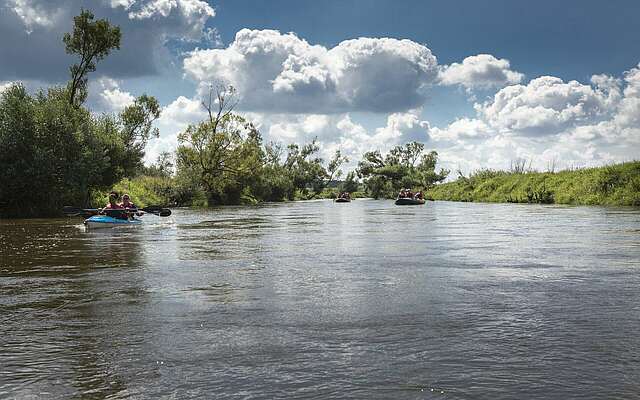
[84,215,142,229]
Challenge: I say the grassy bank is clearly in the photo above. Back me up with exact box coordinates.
[427,161,640,206]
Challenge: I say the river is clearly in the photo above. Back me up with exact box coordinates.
[1,200,639,399]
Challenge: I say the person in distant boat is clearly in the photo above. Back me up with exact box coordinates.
[415,191,424,200]
[119,193,143,216]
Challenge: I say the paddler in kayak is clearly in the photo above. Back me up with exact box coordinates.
[101,191,128,220]
[119,193,143,216]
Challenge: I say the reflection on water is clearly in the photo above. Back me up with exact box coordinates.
[1,200,640,399]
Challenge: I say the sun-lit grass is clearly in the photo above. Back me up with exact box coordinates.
[427,161,640,206]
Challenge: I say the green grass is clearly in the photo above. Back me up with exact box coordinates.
[427,161,640,206]
[88,176,177,208]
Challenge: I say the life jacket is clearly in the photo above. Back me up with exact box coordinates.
[120,201,136,209]
[103,203,128,219]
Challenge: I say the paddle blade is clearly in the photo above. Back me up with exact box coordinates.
[141,205,163,213]
[62,206,82,216]
[140,205,171,217]
[63,206,99,218]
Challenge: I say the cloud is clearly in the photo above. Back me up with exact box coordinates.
[439,54,524,90]
[430,64,640,174]
[372,110,431,143]
[429,118,492,143]
[109,0,135,8]
[124,0,215,41]
[614,63,640,128]
[476,75,621,136]
[8,0,63,33]
[144,94,207,164]
[183,29,439,113]
[0,0,216,82]
[157,95,207,131]
[96,78,135,112]
[259,110,431,168]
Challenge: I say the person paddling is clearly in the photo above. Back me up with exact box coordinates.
[119,193,143,216]
[103,191,123,210]
[102,191,128,220]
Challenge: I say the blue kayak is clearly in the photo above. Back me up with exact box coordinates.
[84,215,142,229]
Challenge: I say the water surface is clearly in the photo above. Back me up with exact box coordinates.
[1,200,639,399]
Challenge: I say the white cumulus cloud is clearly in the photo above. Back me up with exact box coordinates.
[439,54,524,90]
[614,63,640,128]
[430,118,493,143]
[109,0,215,41]
[477,75,621,136]
[183,29,439,113]
[430,64,640,174]
[97,78,135,112]
[9,0,62,33]
[144,95,207,164]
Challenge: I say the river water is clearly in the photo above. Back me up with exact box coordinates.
[1,200,639,399]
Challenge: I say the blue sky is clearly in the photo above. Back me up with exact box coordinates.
[1,0,639,172]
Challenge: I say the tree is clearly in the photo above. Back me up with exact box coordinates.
[144,152,175,178]
[283,139,328,198]
[0,11,161,217]
[176,84,266,204]
[340,171,359,193]
[357,142,449,198]
[64,9,121,106]
[119,94,161,165]
[326,150,349,184]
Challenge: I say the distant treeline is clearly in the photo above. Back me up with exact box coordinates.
[427,161,640,206]
[109,130,449,209]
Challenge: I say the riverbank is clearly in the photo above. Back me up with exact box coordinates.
[427,161,640,206]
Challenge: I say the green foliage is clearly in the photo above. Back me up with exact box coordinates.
[428,161,640,206]
[340,171,360,193]
[174,84,351,205]
[0,11,160,218]
[142,151,174,178]
[64,9,121,106]
[112,176,174,208]
[282,139,329,198]
[357,142,449,198]
[176,112,265,205]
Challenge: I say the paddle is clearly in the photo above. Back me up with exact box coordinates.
[63,205,172,217]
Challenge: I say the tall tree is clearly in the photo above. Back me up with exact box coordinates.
[64,9,121,106]
[326,150,349,184]
[176,84,264,203]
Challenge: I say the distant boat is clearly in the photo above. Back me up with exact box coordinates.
[335,192,352,202]
[395,197,426,205]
